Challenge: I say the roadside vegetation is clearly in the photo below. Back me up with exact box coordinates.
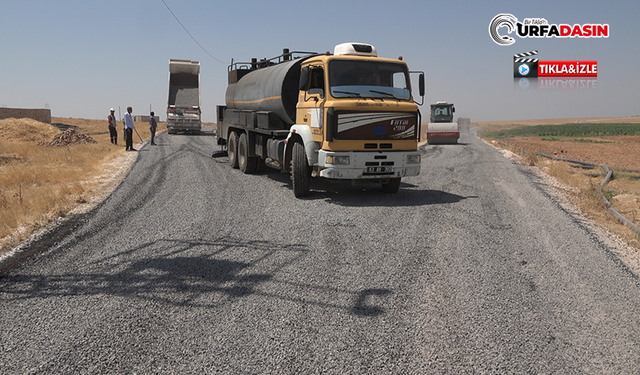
[0,117,161,255]
[478,119,640,249]
[483,123,640,139]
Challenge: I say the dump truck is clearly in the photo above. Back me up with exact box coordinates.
[426,101,459,144]
[216,42,425,197]
[167,59,201,134]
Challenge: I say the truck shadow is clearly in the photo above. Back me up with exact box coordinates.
[264,172,472,206]
[319,186,472,207]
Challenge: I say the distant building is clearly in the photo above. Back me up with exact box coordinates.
[133,115,162,122]
[0,107,51,123]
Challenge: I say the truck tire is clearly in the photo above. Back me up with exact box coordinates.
[238,132,258,174]
[228,131,239,169]
[381,178,401,193]
[290,142,310,197]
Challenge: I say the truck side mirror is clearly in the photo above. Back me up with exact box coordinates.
[299,67,310,91]
[452,106,455,113]
[419,73,425,97]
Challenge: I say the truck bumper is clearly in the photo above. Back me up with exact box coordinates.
[167,120,201,131]
[317,150,421,180]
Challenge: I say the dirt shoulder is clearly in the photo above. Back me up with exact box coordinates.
[0,116,161,267]
[490,135,640,171]
[1,118,216,270]
[476,116,640,274]
[0,118,141,270]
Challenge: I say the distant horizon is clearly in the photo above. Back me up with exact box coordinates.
[37,112,640,125]
[1,1,637,123]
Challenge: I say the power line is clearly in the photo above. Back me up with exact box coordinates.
[160,0,226,64]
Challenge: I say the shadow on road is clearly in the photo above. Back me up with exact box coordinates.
[351,288,393,317]
[261,170,472,206]
[264,173,472,206]
[319,187,473,207]
[1,236,394,317]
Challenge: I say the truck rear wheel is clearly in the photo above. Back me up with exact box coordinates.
[228,131,239,169]
[381,178,401,193]
[238,133,258,174]
[290,142,310,197]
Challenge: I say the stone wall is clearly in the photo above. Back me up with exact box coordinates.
[0,108,52,123]
[133,115,162,122]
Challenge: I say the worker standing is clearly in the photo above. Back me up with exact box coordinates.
[123,106,136,151]
[107,108,118,145]
[149,111,157,146]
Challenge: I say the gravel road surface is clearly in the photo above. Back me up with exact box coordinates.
[2,127,640,374]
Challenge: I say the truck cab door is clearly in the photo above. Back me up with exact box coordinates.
[297,66,326,142]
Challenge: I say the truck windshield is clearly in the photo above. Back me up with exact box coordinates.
[431,106,453,122]
[329,60,411,100]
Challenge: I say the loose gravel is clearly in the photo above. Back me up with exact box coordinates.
[2,127,640,373]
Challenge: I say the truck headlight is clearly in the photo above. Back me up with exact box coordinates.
[326,155,350,165]
[407,154,421,164]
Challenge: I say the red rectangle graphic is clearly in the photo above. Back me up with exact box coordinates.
[538,61,597,77]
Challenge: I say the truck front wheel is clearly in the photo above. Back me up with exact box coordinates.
[238,133,257,174]
[290,142,310,197]
[228,131,239,169]
[381,178,401,193]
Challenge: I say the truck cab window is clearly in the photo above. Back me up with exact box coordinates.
[309,68,324,97]
[392,71,408,90]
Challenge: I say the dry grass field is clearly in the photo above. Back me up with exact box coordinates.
[476,116,640,251]
[0,117,163,255]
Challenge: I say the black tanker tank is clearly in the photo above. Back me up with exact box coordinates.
[225,54,314,126]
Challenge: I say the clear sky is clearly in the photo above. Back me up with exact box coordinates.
[1,0,638,122]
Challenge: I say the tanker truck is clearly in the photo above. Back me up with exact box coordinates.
[167,59,201,134]
[216,42,425,197]
[426,101,459,144]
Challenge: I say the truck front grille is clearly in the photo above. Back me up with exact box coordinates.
[363,143,393,149]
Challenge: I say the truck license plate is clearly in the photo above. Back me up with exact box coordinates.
[366,166,393,173]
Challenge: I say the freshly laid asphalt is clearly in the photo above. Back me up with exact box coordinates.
[1,127,639,374]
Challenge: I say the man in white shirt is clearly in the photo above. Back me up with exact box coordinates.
[123,106,136,151]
